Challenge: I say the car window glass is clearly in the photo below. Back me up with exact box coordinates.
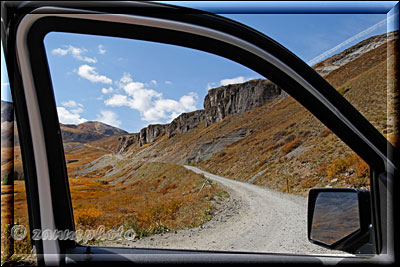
[1,47,37,266]
[42,14,397,255]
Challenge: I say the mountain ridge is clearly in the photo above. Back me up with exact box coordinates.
[0,103,128,145]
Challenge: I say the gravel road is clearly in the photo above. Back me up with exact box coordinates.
[108,165,348,256]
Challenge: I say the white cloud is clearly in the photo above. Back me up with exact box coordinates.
[61,100,81,108]
[96,110,121,127]
[179,92,198,110]
[119,72,133,84]
[51,48,68,56]
[104,94,130,107]
[150,80,157,86]
[51,45,97,63]
[98,44,106,55]
[142,95,197,122]
[57,106,87,125]
[220,76,247,86]
[165,80,172,85]
[101,87,114,94]
[105,73,198,123]
[77,65,112,84]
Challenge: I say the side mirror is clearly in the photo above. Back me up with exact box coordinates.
[308,188,374,254]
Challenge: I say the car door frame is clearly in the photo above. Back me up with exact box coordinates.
[2,1,397,265]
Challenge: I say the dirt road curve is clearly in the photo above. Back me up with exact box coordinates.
[114,166,348,256]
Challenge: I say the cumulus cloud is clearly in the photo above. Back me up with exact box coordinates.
[105,73,198,123]
[51,45,97,63]
[98,44,106,55]
[220,76,247,86]
[57,101,87,125]
[119,72,133,84]
[205,76,255,91]
[96,110,121,127]
[61,100,80,108]
[101,87,114,94]
[150,80,157,86]
[141,94,198,122]
[104,94,130,107]
[77,65,112,84]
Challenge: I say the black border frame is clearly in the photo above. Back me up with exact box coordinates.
[2,0,398,264]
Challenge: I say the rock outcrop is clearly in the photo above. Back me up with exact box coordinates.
[204,79,281,127]
[116,79,283,153]
[139,124,168,146]
[167,110,205,138]
[116,133,139,153]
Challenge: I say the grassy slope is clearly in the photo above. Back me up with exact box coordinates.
[116,35,398,197]
[195,37,398,196]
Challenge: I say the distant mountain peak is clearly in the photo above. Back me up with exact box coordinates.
[60,121,127,143]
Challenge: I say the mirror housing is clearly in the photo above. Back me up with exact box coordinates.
[308,188,374,254]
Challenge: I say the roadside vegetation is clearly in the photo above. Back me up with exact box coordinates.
[68,159,227,242]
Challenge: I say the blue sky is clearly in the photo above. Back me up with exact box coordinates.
[1,2,398,133]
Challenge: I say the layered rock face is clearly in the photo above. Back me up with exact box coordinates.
[139,124,168,146]
[116,133,139,153]
[204,79,281,127]
[167,110,205,138]
[117,111,206,151]
[117,123,168,151]
[116,79,283,153]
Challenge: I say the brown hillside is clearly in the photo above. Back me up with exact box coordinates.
[113,31,397,197]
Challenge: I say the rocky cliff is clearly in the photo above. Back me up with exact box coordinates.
[116,78,283,152]
[116,133,140,153]
[204,79,281,127]
[139,124,168,146]
[117,110,205,151]
[167,110,205,138]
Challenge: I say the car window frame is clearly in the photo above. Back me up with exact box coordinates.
[4,1,397,265]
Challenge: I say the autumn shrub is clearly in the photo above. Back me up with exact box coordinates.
[75,207,103,228]
[355,156,369,177]
[281,138,302,154]
[265,142,283,152]
[324,153,370,187]
[273,131,287,141]
[283,134,296,143]
[319,128,332,138]
[326,156,354,179]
